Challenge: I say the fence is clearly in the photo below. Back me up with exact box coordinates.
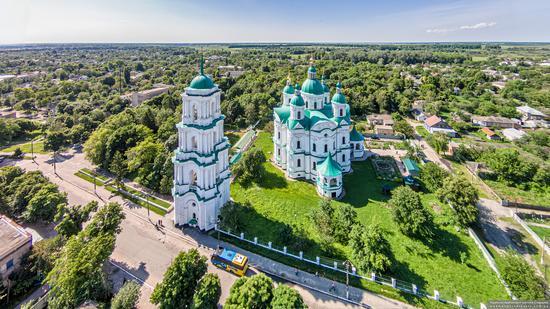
[216,226,470,308]
[512,211,550,256]
[467,228,515,299]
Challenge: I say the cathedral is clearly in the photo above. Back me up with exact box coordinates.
[172,59,231,231]
[273,63,365,199]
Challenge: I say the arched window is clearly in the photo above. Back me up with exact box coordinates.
[314,102,317,109]
[324,144,328,152]
[356,144,360,150]
[313,144,316,152]
[278,132,281,139]
[339,109,343,117]
[342,136,346,144]
[192,105,198,120]
[297,111,301,119]
[297,140,301,149]
[277,148,280,156]
[342,154,346,161]
[191,136,198,150]
[330,178,337,186]
[297,159,301,168]
[313,162,316,170]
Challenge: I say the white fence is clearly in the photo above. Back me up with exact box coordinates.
[512,211,550,256]
[216,226,471,308]
[467,228,515,299]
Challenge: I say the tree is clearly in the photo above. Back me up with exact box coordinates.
[102,76,116,87]
[22,183,67,223]
[28,235,65,276]
[44,130,67,152]
[481,148,537,185]
[349,223,392,273]
[393,119,414,139]
[46,202,124,308]
[150,249,207,309]
[110,151,127,188]
[192,273,221,309]
[389,186,433,239]
[332,204,357,244]
[309,199,336,248]
[437,175,479,227]
[12,147,23,158]
[55,201,98,237]
[225,273,274,309]
[271,285,307,309]
[501,249,546,300]
[426,132,449,154]
[111,280,141,309]
[419,162,449,193]
[232,148,266,185]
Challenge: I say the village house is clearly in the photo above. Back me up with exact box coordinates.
[374,125,395,138]
[424,115,457,137]
[1,216,32,283]
[516,105,546,121]
[471,115,520,129]
[481,127,500,140]
[121,84,174,107]
[502,128,526,141]
[367,114,394,126]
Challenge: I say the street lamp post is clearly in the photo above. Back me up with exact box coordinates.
[146,193,150,217]
[93,175,97,193]
[31,139,34,162]
[216,218,221,252]
[343,260,354,300]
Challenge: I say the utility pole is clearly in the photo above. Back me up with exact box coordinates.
[31,139,34,162]
[216,218,221,252]
[53,151,57,174]
[343,260,355,300]
[93,175,97,193]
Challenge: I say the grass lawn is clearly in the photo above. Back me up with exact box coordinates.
[0,140,47,154]
[415,126,430,139]
[528,225,550,240]
[105,185,167,215]
[229,132,508,307]
[74,171,104,186]
[483,179,550,207]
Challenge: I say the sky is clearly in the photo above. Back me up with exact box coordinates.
[1,0,549,44]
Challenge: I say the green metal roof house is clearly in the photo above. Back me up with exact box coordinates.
[403,158,420,176]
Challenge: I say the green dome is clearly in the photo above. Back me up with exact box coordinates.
[189,74,214,89]
[350,125,364,141]
[189,57,214,90]
[308,66,317,73]
[301,79,324,95]
[290,94,305,107]
[322,82,330,93]
[332,92,346,104]
[283,84,295,95]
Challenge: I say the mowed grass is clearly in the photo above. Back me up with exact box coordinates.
[230,132,508,307]
[528,225,550,240]
[0,140,47,154]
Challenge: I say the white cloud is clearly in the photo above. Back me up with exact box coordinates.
[460,22,496,30]
[426,21,496,33]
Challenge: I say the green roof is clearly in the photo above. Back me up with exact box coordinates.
[301,78,324,95]
[321,76,330,93]
[283,84,295,94]
[317,155,342,177]
[274,106,291,123]
[308,66,317,73]
[403,158,420,173]
[274,101,350,131]
[290,94,305,106]
[189,58,215,89]
[349,125,364,141]
[331,93,346,104]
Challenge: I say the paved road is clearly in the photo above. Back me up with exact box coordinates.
[4,152,411,309]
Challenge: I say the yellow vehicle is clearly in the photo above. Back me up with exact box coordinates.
[211,248,249,277]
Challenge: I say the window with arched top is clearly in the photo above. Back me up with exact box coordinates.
[330,178,337,186]
[191,136,198,150]
[324,144,328,152]
[339,109,343,117]
[297,111,301,118]
[192,105,198,120]
[297,140,301,149]
[342,136,345,144]
[314,102,317,109]
[342,154,346,161]
[313,144,316,152]
[297,159,301,168]
[313,162,316,170]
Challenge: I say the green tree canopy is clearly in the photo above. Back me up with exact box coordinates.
[150,249,207,309]
[389,186,433,239]
[349,223,393,273]
[437,175,479,227]
[111,280,141,309]
[225,273,274,309]
[419,162,449,193]
[192,273,221,309]
[271,285,307,309]
[501,249,546,300]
